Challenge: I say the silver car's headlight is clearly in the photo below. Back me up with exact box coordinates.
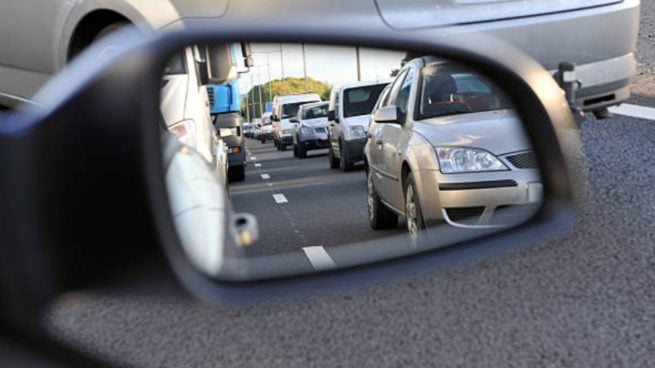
[435,147,508,174]
[349,125,366,139]
[300,127,313,135]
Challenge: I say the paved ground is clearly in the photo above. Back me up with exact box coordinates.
[229,143,404,259]
[46,110,655,368]
[41,5,655,367]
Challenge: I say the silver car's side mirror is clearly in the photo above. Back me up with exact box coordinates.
[373,105,400,123]
[0,27,578,306]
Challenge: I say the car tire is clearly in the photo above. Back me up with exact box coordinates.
[367,172,398,230]
[297,143,307,159]
[228,165,246,182]
[405,173,426,244]
[280,144,287,151]
[328,144,340,169]
[340,141,354,172]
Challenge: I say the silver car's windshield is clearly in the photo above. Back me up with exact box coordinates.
[419,64,511,119]
[302,104,328,119]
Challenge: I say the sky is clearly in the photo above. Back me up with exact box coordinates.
[237,43,406,95]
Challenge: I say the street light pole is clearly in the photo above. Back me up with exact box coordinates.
[257,67,264,118]
[302,43,308,92]
[267,53,273,105]
[279,43,285,79]
[356,46,362,82]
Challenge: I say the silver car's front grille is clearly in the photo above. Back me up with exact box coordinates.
[506,151,537,169]
[445,207,484,225]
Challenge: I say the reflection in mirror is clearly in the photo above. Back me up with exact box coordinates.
[160,42,542,281]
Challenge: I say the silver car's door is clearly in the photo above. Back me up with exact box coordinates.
[0,0,76,103]
[0,1,74,74]
[367,84,393,175]
[374,71,405,204]
[381,68,415,210]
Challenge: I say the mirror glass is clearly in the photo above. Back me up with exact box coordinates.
[160,42,542,281]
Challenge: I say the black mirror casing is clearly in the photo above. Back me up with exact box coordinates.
[0,25,578,345]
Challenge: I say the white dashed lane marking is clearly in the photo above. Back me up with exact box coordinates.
[251,156,257,161]
[261,174,271,180]
[302,246,337,271]
[254,163,261,168]
[273,194,288,204]
[609,103,655,121]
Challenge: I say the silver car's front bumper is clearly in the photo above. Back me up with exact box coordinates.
[416,169,542,228]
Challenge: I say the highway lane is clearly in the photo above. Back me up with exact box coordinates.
[230,141,405,258]
[45,109,655,368]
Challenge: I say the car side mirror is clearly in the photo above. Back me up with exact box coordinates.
[290,118,299,124]
[374,105,400,123]
[2,28,578,312]
[328,110,339,123]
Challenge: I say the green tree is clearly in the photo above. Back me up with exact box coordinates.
[242,76,332,119]
[390,52,424,77]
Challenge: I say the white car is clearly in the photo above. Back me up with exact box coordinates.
[271,93,321,151]
[327,80,391,171]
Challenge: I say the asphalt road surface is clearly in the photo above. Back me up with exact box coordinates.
[45,104,655,367]
[43,4,655,364]
[230,141,405,260]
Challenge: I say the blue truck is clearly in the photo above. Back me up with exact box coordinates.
[208,78,247,182]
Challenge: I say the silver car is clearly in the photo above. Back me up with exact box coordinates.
[292,101,330,159]
[0,0,638,119]
[364,57,542,238]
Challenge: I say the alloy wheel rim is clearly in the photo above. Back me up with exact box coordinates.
[367,175,375,221]
[406,185,418,239]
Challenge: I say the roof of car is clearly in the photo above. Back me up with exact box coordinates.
[300,101,328,110]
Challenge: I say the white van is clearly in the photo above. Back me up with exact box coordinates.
[327,80,390,172]
[160,46,227,184]
[271,93,321,151]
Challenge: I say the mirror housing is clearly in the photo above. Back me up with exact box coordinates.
[374,106,400,123]
[328,110,339,123]
[0,26,578,308]
[205,43,238,84]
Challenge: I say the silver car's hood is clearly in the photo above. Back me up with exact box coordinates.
[412,109,531,155]
[301,117,328,127]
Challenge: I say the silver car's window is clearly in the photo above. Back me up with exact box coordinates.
[374,83,393,111]
[394,69,414,115]
[302,105,328,119]
[419,64,512,119]
[386,69,408,107]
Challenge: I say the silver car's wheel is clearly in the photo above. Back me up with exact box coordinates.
[404,173,425,244]
[367,172,398,230]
